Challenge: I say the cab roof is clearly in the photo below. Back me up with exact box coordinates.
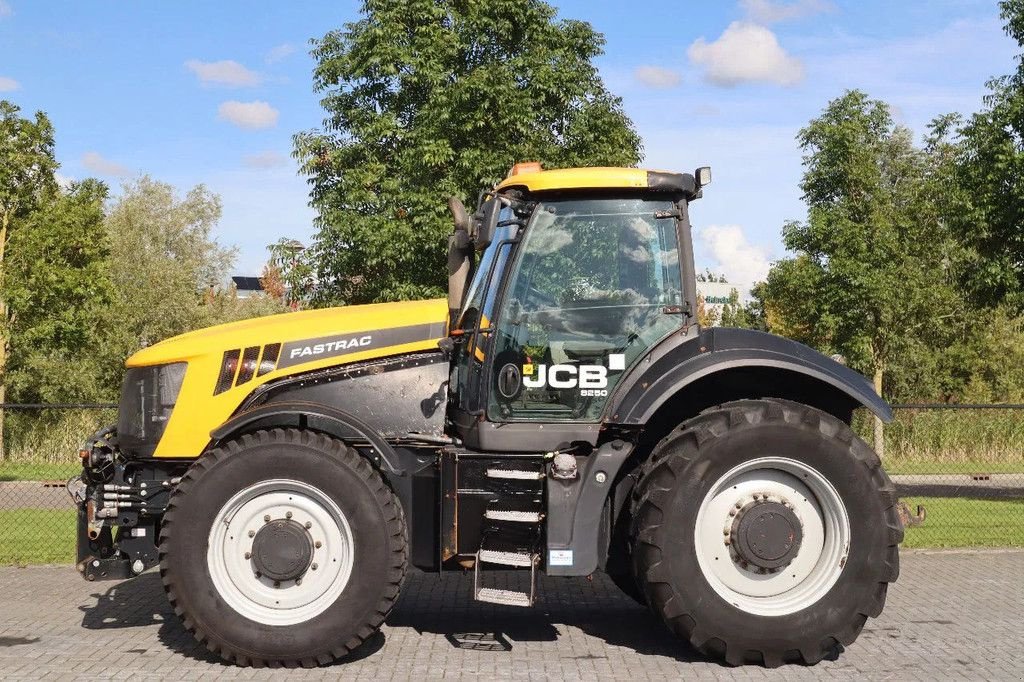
[495,165,697,197]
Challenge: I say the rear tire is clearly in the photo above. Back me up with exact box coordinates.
[630,399,901,667]
[159,428,407,667]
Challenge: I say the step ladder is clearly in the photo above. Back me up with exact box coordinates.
[472,466,545,607]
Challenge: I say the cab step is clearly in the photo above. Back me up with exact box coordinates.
[473,548,538,607]
[475,587,532,607]
[485,468,544,481]
[478,548,535,567]
[484,509,543,523]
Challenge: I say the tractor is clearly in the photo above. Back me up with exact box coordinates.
[69,164,901,668]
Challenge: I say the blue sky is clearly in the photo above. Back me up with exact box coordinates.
[0,0,1017,287]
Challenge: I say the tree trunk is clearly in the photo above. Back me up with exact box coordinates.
[872,366,884,459]
[0,209,8,461]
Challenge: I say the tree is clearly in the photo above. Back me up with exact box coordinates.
[98,177,285,385]
[0,101,59,458]
[294,0,642,305]
[953,0,1024,309]
[720,287,766,330]
[5,179,113,405]
[760,91,963,454]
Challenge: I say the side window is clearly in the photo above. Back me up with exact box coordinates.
[451,206,517,414]
[488,197,683,422]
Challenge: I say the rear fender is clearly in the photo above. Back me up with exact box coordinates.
[608,327,892,425]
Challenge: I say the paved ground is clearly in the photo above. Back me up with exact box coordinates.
[0,549,1021,680]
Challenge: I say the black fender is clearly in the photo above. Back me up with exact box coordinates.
[608,327,892,425]
[209,401,409,476]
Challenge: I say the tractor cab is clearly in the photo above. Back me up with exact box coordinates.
[444,164,708,450]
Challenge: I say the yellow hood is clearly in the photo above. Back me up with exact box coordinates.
[136,298,449,458]
[128,298,448,367]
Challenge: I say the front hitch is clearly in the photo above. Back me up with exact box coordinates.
[71,427,178,581]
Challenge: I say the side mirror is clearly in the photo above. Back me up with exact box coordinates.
[695,166,712,188]
[474,196,502,252]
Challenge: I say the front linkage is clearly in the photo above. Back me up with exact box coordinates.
[67,426,184,581]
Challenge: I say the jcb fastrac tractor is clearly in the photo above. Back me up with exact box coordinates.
[70,164,901,668]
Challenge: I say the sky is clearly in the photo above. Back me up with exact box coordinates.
[0,0,1018,289]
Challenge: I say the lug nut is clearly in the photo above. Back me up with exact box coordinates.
[314,541,322,549]
[255,571,262,578]
[311,563,318,571]
[296,579,302,586]
[286,511,293,519]
[244,552,251,560]
[305,521,312,529]
[248,530,255,538]
[264,515,271,523]
[274,581,281,588]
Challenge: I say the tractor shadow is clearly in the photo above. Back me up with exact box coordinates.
[386,570,717,664]
[77,569,745,667]
[78,572,384,666]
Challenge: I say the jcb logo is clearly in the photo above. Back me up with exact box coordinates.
[523,364,608,389]
[522,354,624,397]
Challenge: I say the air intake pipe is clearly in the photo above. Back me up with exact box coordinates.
[447,196,472,327]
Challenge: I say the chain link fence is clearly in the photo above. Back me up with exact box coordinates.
[1,403,1021,565]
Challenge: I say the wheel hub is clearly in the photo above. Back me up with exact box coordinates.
[251,519,314,582]
[731,499,803,570]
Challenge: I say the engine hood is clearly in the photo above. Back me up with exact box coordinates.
[127,298,448,368]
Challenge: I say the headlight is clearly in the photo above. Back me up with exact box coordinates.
[117,363,187,457]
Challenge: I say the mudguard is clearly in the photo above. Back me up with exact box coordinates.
[608,327,892,424]
[209,401,409,476]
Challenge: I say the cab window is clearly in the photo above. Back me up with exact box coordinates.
[487,196,683,422]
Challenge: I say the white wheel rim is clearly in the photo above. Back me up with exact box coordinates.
[694,457,850,617]
[207,479,355,626]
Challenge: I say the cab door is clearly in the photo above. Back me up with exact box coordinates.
[486,195,686,423]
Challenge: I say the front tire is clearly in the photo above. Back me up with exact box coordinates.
[630,399,901,667]
[159,429,407,667]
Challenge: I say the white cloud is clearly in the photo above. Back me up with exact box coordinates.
[0,1,11,19]
[243,150,288,169]
[217,100,279,130]
[740,0,834,24]
[265,43,296,64]
[634,65,681,89]
[185,59,262,87]
[688,21,804,87]
[0,76,19,91]
[54,172,74,189]
[698,224,772,287]
[81,151,129,177]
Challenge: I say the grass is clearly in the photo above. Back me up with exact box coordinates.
[0,509,77,565]
[854,408,1024,474]
[900,497,1024,549]
[0,461,80,482]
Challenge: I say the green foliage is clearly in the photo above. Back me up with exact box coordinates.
[950,0,1024,308]
[0,101,57,232]
[97,177,286,390]
[6,180,113,404]
[294,0,642,305]
[719,287,765,330]
[761,91,964,395]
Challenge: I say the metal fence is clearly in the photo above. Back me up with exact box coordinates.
[0,403,1021,565]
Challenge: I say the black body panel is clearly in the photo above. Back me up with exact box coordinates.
[242,350,449,439]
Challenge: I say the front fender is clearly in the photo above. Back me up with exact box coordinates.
[608,327,891,424]
[209,401,408,476]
